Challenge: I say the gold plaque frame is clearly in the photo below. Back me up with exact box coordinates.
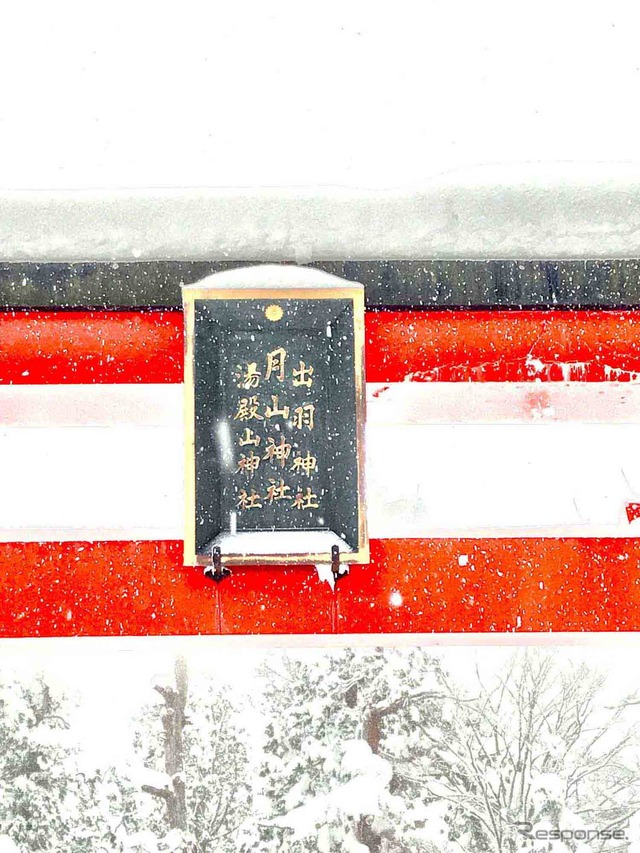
[183,283,368,567]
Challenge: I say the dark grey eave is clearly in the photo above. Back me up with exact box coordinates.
[2,260,640,309]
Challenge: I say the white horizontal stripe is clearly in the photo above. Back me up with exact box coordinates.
[2,383,640,541]
[366,423,640,538]
[367,382,640,424]
[4,382,640,427]
[0,426,183,540]
[0,385,183,428]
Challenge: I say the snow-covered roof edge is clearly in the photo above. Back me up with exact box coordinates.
[1,165,640,262]
[183,264,362,291]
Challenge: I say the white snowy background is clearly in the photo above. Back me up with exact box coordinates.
[0,0,639,191]
[0,2,639,257]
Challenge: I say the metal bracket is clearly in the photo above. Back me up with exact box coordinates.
[331,544,347,586]
[204,545,231,583]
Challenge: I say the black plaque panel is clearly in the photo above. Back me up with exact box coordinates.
[192,297,360,558]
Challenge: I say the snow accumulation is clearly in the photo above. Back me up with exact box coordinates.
[211,530,350,557]
[132,767,173,793]
[1,165,640,262]
[2,4,640,260]
[184,263,362,291]
[271,739,392,839]
[315,562,349,590]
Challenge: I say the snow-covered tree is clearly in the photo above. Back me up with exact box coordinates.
[0,673,141,852]
[136,657,251,852]
[249,648,640,853]
[248,647,451,852]
[0,673,80,851]
[418,650,640,853]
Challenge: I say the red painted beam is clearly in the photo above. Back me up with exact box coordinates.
[337,538,640,633]
[0,541,333,636]
[0,539,638,636]
[0,311,183,384]
[2,310,640,384]
[365,310,640,382]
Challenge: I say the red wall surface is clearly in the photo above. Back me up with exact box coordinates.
[1,309,639,637]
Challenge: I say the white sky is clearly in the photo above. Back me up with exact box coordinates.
[0,1,639,191]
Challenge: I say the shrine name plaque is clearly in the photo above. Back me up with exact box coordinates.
[183,266,368,567]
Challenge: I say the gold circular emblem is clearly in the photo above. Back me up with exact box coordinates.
[265,304,284,322]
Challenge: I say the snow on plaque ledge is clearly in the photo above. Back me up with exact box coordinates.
[183,263,355,291]
[0,163,640,261]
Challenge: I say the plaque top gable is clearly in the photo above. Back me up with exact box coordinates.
[183,263,359,293]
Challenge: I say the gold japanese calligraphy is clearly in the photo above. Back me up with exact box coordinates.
[292,403,315,431]
[292,487,319,510]
[293,360,314,388]
[263,435,292,468]
[290,451,317,476]
[238,428,261,447]
[237,489,263,510]
[236,450,260,475]
[265,395,290,420]
[265,347,286,382]
[266,478,291,503]
[234,395,264,421]
[232,346,322,513]
[236,362,261,389]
